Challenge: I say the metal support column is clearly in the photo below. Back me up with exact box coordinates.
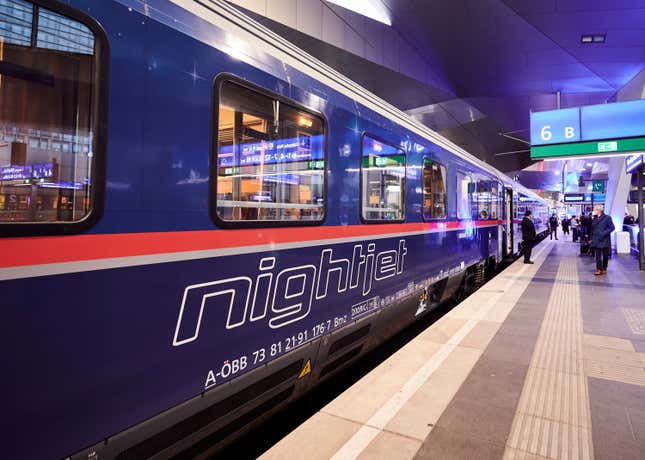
[638,167,644,270]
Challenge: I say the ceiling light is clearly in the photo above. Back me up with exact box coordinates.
[581,34,605,44]
[326,0,391,26]
[586,162,593,167]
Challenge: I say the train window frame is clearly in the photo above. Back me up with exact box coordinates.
[359,132,406,224]
[0,0,109,237]
[210,73,328,229]
[422,157,447,221]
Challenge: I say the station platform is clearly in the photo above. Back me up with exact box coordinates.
[259,239,645,460]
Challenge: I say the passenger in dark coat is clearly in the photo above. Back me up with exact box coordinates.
[549,213,559,240]
[521,210,537,264]
[590,205,615,275]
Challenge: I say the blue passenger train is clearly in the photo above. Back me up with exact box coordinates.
[0,0,548,458]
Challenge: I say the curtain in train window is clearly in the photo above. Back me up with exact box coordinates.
[422,159,446,220]
[361,135,405,222]
[456,172,471,219]
[0,0,97,223]
[215,80,325,223]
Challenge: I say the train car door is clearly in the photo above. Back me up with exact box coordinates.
[497,182,504,261]
[505,187,513,257]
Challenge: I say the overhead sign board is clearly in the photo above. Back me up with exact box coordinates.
[563,193,606,203]
[564,193,585,203]
[626,153,644,174]
[530,99,645,160]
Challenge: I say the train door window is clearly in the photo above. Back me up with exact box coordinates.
[361,134,405,222]
[456,172,472,219]
[0,0,105,231]
[214,78,326,225]
[476,181,491,219]
[490,183,499,219]
[422,159,446,220]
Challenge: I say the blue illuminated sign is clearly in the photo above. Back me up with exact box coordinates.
[530,108,580,146]
[0,162,53,181]
[626,153,644,174]
[563,193,606,203]
[530,99,645,147]
[582,100,645,141]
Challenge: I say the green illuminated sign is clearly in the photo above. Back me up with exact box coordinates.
[530,136,645,159]
[362,154,405,168]
[307,160,325,169]
[592,180,605,193]
[597,141,617,152]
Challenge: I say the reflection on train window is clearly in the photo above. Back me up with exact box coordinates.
[0,0,97,224]
[215,80,325,224]
[422,159,446,220]
[456,172,471,219]
[361,135,405,222]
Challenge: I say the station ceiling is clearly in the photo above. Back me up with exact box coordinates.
[230,0,645,173]
[381,0,645,170]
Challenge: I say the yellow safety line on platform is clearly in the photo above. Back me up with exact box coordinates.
[504,258,594,460]
[325,242,555,460]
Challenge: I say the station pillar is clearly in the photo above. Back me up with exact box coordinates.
[638,167,645,270]
[605,156,631,247]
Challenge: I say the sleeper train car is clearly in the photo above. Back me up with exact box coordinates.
[0,0,547,458]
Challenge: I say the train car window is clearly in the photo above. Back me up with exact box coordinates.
[456,172,472,219]
[0,0,104,230]
[214,79,326,225]
[361,134,405,222]
[422,159,446,220]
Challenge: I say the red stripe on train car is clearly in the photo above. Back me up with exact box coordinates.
[0,220,499,269]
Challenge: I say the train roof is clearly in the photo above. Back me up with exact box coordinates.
[164,0,545,204]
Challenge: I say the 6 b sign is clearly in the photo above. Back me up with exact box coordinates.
[540,125,576,142]
[530,107,581,146]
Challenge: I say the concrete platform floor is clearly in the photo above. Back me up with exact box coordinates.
[259,239,645,460]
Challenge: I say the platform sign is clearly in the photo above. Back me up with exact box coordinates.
[530,99,645,160]
[564,193,606,203]
[564,193,585,203]
[530,107,580,146]
[581,99,645,141]
[626,153,644,174]
[592,180,605,193]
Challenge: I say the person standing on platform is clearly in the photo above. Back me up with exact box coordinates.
[590,205,615,275]
[562,216,570,237]
[549,213,559,240]
[571,215,579,242]
[521,210,536,264]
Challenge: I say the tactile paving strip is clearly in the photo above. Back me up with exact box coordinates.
[621,308,645,336]
[504,259,594,460]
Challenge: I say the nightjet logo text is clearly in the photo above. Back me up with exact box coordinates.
[172,240,407,346]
